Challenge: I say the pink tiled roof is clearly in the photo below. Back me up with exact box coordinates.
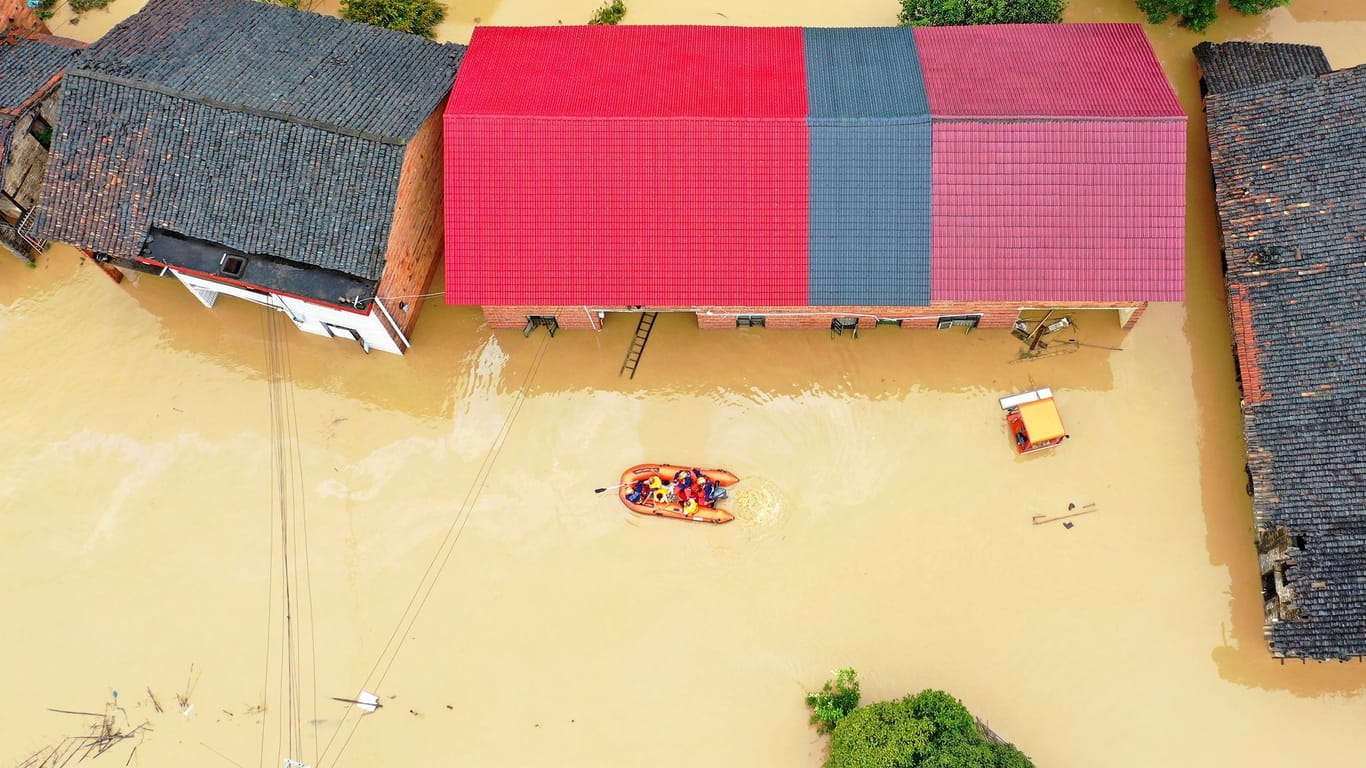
[914,24,1183,118]
[449,25,806,117]
[930,120,1186,302]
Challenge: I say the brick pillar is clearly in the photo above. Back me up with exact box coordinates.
[1120,302,1148,330]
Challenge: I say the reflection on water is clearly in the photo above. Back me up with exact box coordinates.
[4,2,1366,767]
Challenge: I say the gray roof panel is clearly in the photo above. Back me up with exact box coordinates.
[804,27,929,119]
[808,121,932,305]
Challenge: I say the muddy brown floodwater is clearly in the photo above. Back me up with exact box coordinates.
[4,1,1366,767]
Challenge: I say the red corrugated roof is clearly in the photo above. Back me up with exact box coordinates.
[449,25,807,118]
[445,116,809,305]
[446,26,810,306]
[914,24,1183,117]
[930,121,1185,301]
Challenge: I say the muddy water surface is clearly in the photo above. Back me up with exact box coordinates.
[4,2,1366,767]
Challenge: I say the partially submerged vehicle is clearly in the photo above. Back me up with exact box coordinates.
[618,464,739,524]
[999,388,1068,455]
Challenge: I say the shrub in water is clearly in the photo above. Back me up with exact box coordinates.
[898,0,1064,26]
[806,668,861,734]
[589,0,626,25]
[342,0,447,38]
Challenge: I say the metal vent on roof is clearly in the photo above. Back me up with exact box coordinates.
[219,253,247,278]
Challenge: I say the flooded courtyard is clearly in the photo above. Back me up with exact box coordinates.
[4,1,1366,766]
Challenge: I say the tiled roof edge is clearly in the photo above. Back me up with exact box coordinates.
[68,68,410,146]
[930,115,1187,123]
[807,115,931,126]
[0,71,62,118]
[443,113,810,122]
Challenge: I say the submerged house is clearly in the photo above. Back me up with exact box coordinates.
[444,24,1185,334]
[34,0,462,354]
[1196,42,1366,660]
[0,24,81,261]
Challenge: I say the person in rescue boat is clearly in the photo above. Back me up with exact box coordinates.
[647,475,668,503]
[626,479,649,504]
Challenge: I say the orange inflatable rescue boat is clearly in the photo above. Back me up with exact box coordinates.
[618,464,739,524]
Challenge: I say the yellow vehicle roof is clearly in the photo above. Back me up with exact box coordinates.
[1019,399,1065,442]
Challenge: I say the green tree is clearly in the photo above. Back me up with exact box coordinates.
[827,699,935,768]
[806,668,861,734]
[588,0,626,24]
[898,0,1064,26]
[992,742,1035,768]
[813,681,1036,768]
[1137,0,1287,32]
[908,689,979,742]
[1136,0,1215,30]
[1229,0,1288,12]
[341,0,446,38]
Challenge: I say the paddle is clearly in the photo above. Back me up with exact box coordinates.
[594,482,629,494]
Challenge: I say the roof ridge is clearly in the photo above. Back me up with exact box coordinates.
[1207,62,1365,102]
[68,67,409,145]
[933,115,1187,122]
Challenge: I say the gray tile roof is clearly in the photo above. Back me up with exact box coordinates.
[1193,41,1330,96]
[1204,64,1366,659]
[34,0,461,279]
[0,31,80,116]
[71,0,460,141]
[803,27,932,304]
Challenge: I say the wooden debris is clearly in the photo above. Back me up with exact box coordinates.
[146,687,163,714]
[1032,502,1100,526]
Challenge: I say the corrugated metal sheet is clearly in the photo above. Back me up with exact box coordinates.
[914,24,1183,117]
[930,120,1185,302]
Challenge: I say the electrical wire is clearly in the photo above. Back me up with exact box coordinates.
[316,332,551,767]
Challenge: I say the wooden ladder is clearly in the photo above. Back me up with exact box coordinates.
[16,208,46,252]
[619,312,657,379]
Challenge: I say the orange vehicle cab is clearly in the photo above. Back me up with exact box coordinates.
[1000,388,1068,455]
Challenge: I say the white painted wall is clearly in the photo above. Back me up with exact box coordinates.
[170,269,403,355]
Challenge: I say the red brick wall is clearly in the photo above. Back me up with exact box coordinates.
[1120,302,1147,330]
[481,305,604,330]
[375,100,448,348]
[476,301,1148,331]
